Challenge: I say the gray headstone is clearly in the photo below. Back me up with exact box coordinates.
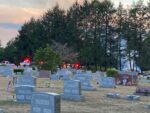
[74,73,96,90]
[57,69,70,80]
[126,95,140,101]
[31,92,60,113]
[2,65,13,76]
[50,74,59,80]
[61,80,84,101]
[0,108,5,113]
[17,75,36,86]
[106,93,120,99]
[39,70,51,78]
[99,77,116,88]
[15,85,35,103]
[148,104,150,109]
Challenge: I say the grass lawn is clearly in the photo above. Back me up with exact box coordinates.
[0,76,150,113]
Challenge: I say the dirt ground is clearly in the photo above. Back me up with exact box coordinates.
[0,76,150,113]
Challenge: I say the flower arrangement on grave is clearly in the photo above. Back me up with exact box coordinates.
[106,68,118,77]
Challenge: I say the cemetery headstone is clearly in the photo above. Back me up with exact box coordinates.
[125,95,140,101]
[50,74,59,80]
[15,85,35,103]
[31,92,60,113]
[61,80,84,101]
[17,75,36,86]
[106,93,120,99]
[39,70,51,78]
[148,104,150,109]
[99,77,116,88]
[3,65,14,76]
[74,73,96,90]
[57,69,70,80]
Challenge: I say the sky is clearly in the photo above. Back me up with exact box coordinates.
[0,0,149,47]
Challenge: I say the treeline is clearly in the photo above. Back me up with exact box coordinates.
[0,0,150,71]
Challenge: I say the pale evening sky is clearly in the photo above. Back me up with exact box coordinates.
[0,0,149,47]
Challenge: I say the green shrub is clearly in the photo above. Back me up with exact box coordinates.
[106,68,118,77]
[34,45,61,72]
[14,68,24,74]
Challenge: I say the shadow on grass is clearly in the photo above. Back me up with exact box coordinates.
[0,100,27,106]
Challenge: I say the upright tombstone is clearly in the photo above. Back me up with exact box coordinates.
[3,65,14,76]
[99,77,116,88]
[39,70,51,78]
[31,92,60,113]
[50,74,59,80]
[61,80,84,101]
[74,73,95,90]
[57,69,70,80]
[17,75,36,86]
[15,85,35,103]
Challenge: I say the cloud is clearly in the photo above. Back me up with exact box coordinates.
[0,0,48,9]
[0,5,44,24]
[0,28,18,47]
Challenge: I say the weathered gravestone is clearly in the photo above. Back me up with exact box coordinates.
[106,93,120,99]
[126,95,140,101]
[24,67,33,76]
[50,74,59,80]
[15,85,35,103]
[148,104,150,109]
[31,92,60,113]
[57,69,70,80]
[74,73,95,90]
[99,77,116,88]
[39,70,51,78]
[17,75,36,86]
[61,80,84,101]
[3,65,14,76]
[0,66,4,75]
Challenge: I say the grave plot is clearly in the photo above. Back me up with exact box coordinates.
[74,73,96,90]
[61,80,84,101]
[15,85,35,103]
[31,92,60,113]
[99,77,116,88]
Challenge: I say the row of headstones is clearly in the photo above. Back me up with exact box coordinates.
[0,65,34,76]
[51,70,116,89]
[15,80,150,113]
[15,80,83,113]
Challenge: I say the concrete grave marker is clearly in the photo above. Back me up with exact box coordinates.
[106,93,120,99]
[15,85,35,103]
[2,65,14,76]
[99,77,116,88]
[61,80,84,101]
[31,92,60,113]
[17,75,36,86]
[126,95,140,101]
[74,73,95,90]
